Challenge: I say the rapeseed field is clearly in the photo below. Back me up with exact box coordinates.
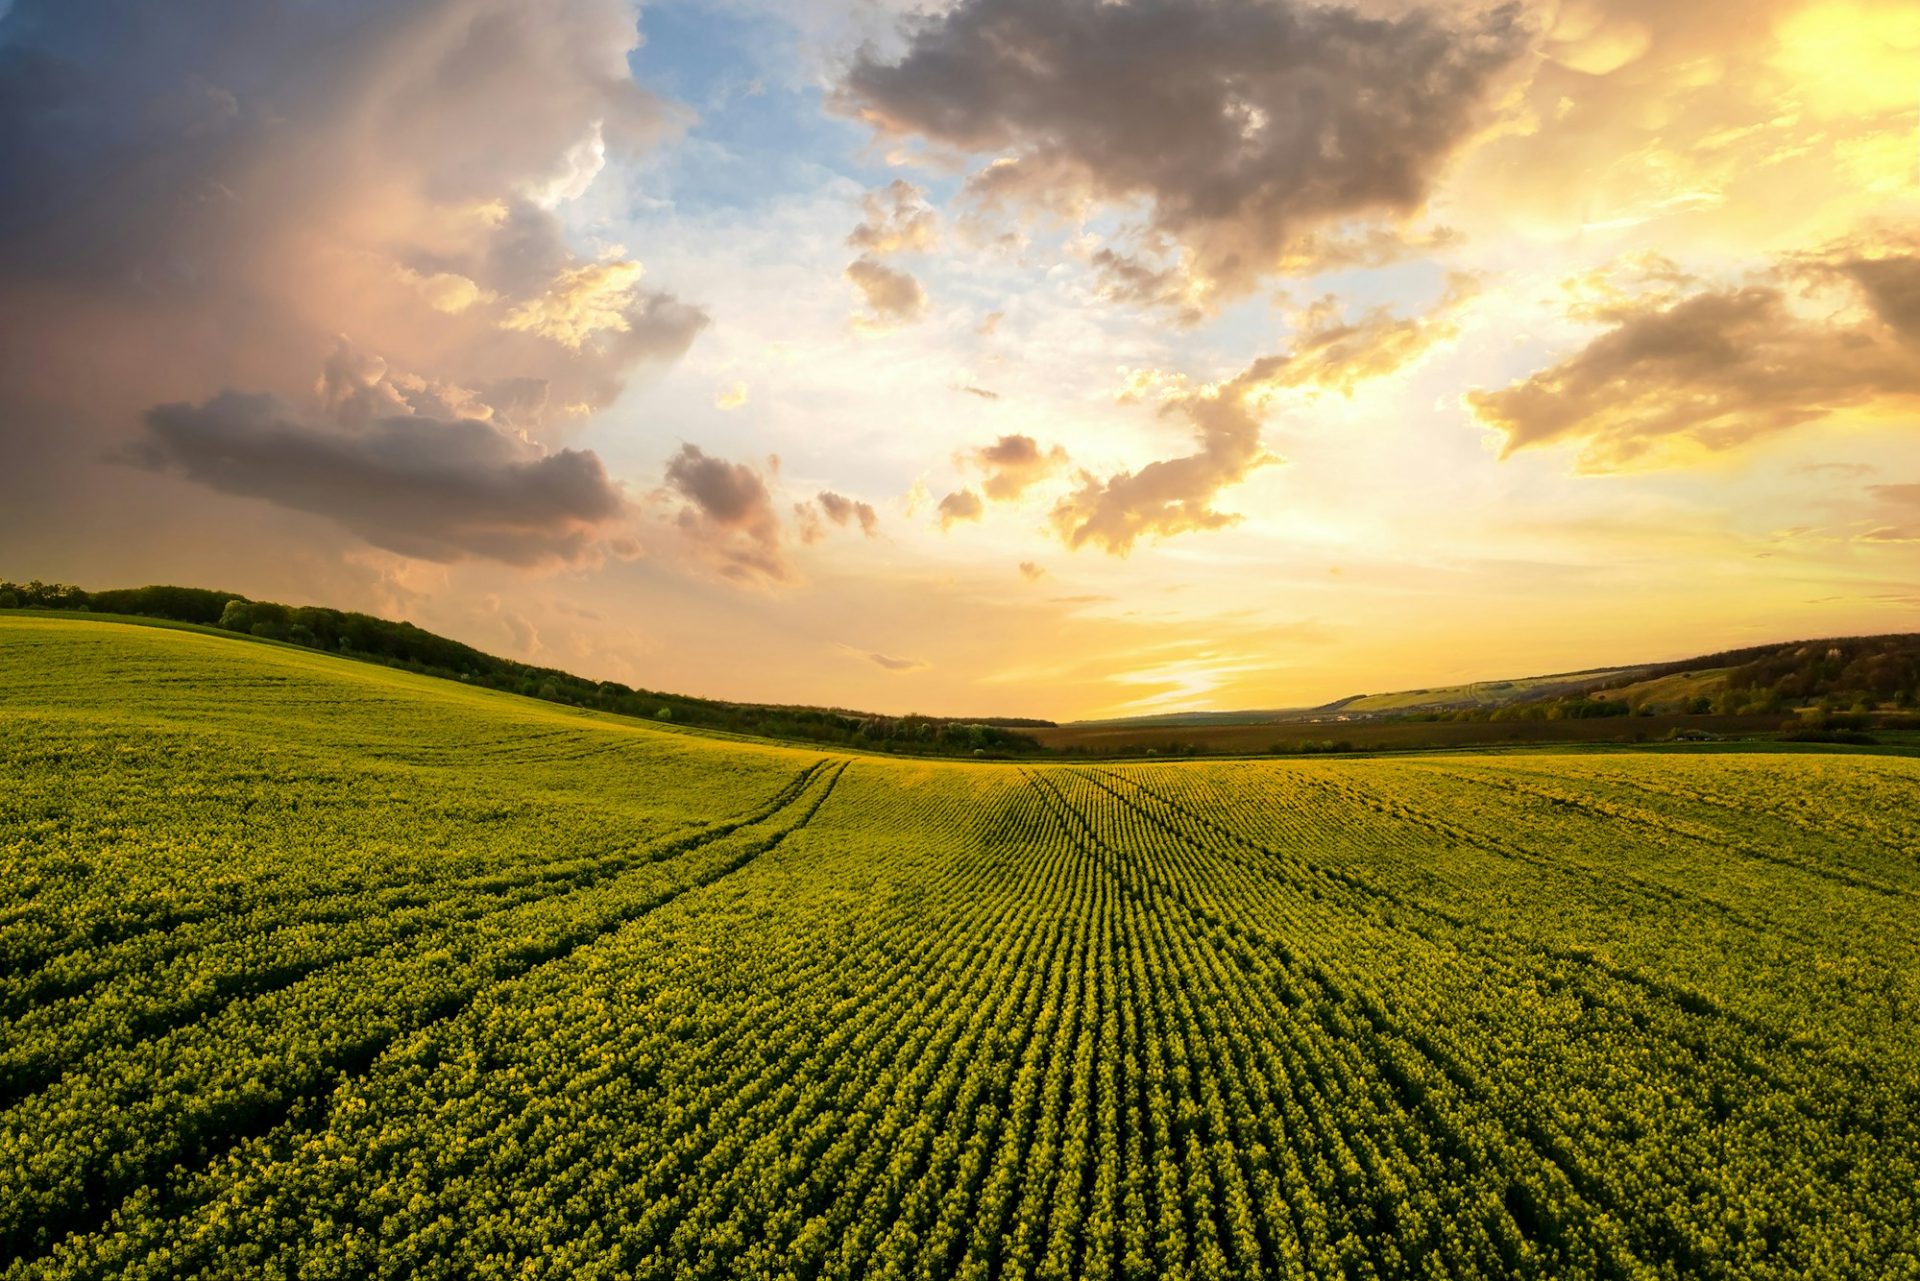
[3,618,1916,1279]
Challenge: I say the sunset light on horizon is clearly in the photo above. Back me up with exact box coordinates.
[2,0,1916,719]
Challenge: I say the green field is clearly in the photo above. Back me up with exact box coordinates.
[3,618,1918,1279]
[1338,670,1640,714]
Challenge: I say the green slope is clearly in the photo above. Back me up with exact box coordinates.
[4,617,1919,1278]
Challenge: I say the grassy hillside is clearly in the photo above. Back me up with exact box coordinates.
[0,580,1052,756]
[1340,669,1640,713]
[4,618,1919,1278]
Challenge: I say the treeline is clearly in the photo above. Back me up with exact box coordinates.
[1721,636,1920,710]
[1409,636,1920,724]
[1403,695,1638,724]
[0,580,1051,756]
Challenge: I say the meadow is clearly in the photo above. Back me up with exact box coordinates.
[2,617,1917,1279]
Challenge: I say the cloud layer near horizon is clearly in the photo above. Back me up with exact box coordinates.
[138,390,632,565]
[1,0,1917,721]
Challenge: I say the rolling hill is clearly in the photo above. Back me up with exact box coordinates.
[4,615,1918,1278]
[7,579,1919,759]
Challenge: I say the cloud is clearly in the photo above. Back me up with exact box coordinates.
[0,0,706,454]
[847,179,939,256]
[1468,248,1920,470]
[394,266,495,315]
[1019,560,1047,581]
[838,0,1526,311]
[1870,483,1920,509]
[1833,252,1920,341]
[1052,356,1286,554]
[817,490,880,536]
[1864,483,1920,541]
[663,444,791,584]
[958,385,1001,401]
[500,260,663,352]
[860,649,930,673]
[967,434,1070,501]
[1264,275,1478,394]
[846,255,928,327]
[133,389,628,566]
[938,489,985,529]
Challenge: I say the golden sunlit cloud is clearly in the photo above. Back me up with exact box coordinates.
[847,180,940,256]
[1771,1,1920,118]
[938,489,984,529]
[6,0,1920,721]
[502,260,652,350]
[394,266,494,314]
[1470,242,1920,470]
[966,435,1071,501]
[1053,360,1283,554]
[846,255,928,328]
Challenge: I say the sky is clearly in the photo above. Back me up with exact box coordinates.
[0,0,1915,721]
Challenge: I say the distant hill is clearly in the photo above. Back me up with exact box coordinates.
[1036,634,1920,756]
[8,575,1917,760]
[0,578,1053,757]
[1060,637,1920,730]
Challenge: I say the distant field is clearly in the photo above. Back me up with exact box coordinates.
[1600,666,1735,709]
[1028,710,1794,756]
[1340,668,1640,713]
[4,618,1918,1279]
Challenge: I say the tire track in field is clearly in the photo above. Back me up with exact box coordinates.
[1076,765,1905,1273]
[0,762,832,1109]
[3,759,829,1000]
[1094,766,1806,1059]
[1044,767,1664,1275]
[4,761,848,1269]
[1036,769,1525,1276]
[266,787,1011,1281]
[1102,763,1832,1141]
[1022,771,1485,1278]
[1416,766,1918,902]
[1262,767,1825,951]
[1452,760,1920,884]
[624,825,1074,1277]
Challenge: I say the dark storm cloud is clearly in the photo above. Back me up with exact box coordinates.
[135,392,627,565]
[838,0,1524,310]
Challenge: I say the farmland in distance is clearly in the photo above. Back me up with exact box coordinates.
[3,617,1918,1279]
